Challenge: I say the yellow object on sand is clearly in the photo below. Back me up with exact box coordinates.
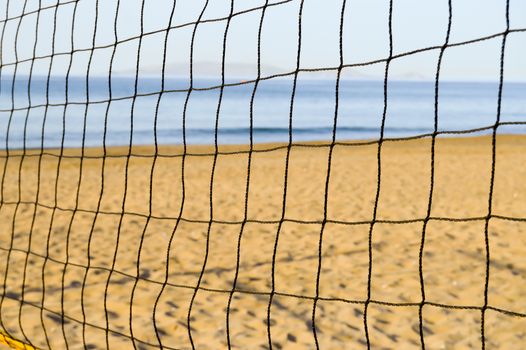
[0,331,34,350]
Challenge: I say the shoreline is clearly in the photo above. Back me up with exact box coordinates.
[0,133,524,158]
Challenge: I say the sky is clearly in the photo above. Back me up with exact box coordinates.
[0,0,525,82]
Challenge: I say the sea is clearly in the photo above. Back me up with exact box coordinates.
[0,76,525,149]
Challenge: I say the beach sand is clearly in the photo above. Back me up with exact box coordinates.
[0,135,525,349]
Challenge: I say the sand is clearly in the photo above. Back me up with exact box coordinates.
[0,135,525,349]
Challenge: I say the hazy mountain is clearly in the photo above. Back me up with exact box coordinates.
[115,61,282,78]
[114,61,380,80]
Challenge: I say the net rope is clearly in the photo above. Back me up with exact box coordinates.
[0,0,525,349]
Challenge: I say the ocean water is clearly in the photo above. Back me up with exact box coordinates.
[0,76,525,149]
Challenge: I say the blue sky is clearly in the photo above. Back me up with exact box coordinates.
[1,0,525,81]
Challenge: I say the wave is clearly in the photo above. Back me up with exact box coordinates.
[156,125,433,136]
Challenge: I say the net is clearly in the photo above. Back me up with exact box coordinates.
[0,0,525,349]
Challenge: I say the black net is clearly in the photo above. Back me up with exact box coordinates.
[0,0,525,349]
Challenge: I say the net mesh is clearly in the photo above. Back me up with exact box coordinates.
[0,0,525,349]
